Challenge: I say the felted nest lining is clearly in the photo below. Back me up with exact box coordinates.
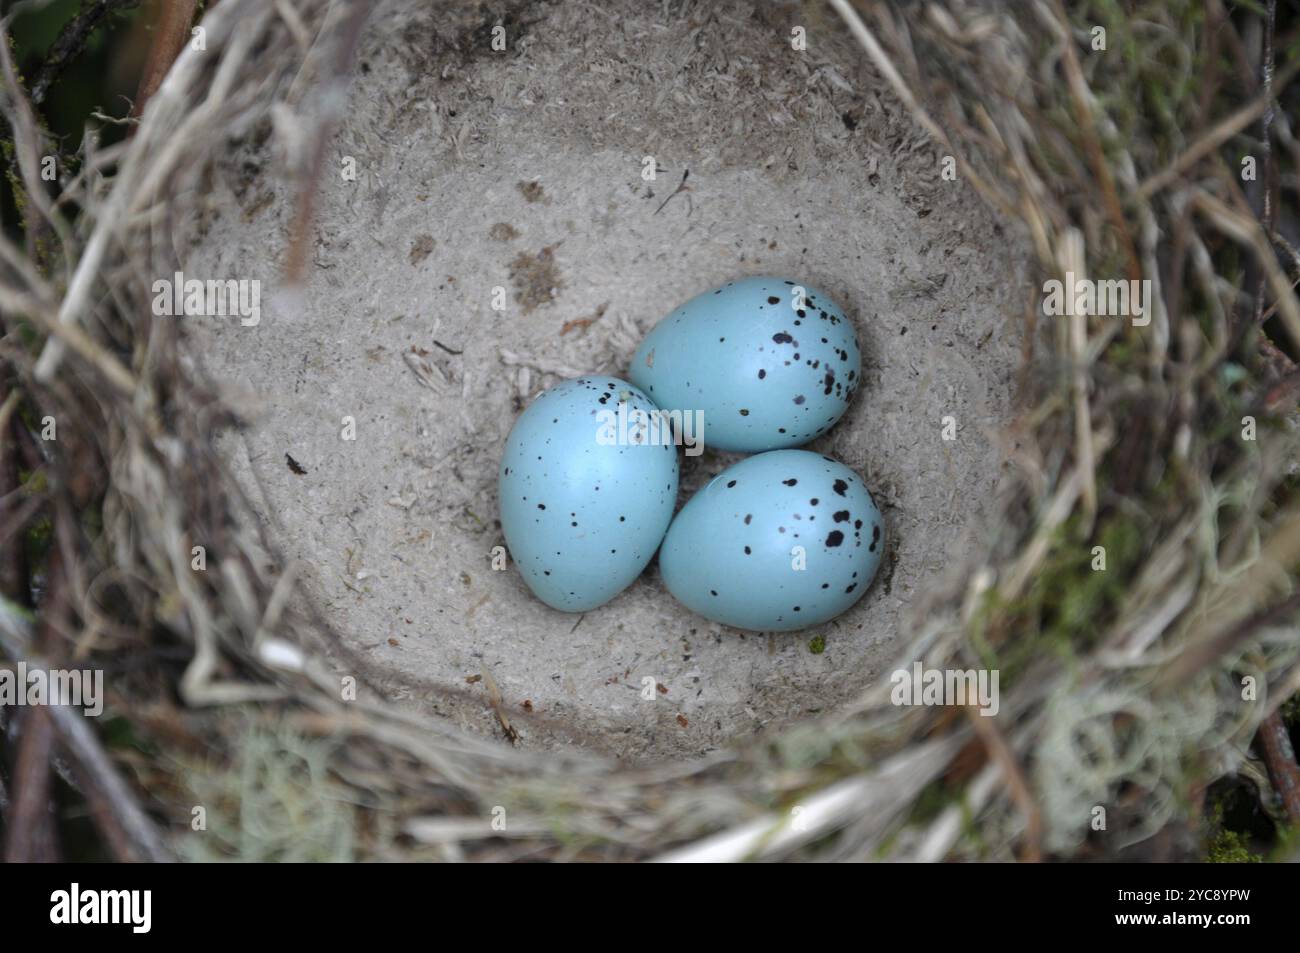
[183,0,1021,763]
[1,0,1298,862]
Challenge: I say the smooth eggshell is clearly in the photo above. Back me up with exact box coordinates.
[658,450,882,631]
[499,377,679,612]
[629,276,860,452]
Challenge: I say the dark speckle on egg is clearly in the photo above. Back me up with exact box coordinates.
[825,530,844,547]
[833,479,848,496]
[783,478,797,486]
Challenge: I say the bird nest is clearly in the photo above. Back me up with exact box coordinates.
[1,0,1298,862]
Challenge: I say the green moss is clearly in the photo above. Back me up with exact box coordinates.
[19,467,47,495]
[1282,693,1300,728]
[972,510,1148,687]
[1201,784,1275,863]
[1053,515,1143,635]
[24,514,53,568]
[2,136,31,231]
[1205,826,1262,863]
[101,715,157,755]
[808,634,826,655]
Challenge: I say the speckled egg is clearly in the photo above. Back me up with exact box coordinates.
[629,276,860,452]
[658,450,883,631]
[499,376,679,612]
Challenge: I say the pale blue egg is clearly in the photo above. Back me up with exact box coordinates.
[499,377,679,612]
[658,450,883,631]
[629,276,860,452]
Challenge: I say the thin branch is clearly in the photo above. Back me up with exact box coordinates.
[0,595,173,862]
[130,0,200,119]
[30,0,140,106]
[1252,0,1277,328]
[3,708,59,862]
[966,706,1042,862]
[1257,709,1300,824]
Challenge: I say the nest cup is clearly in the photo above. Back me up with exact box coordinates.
[187,0,1020,762]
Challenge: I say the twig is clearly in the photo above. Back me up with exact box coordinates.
[1059,228,1097,524]
[480,668,519,745]
[283,0,375,285]
[1256,709,1300,824]
[2,546,66,863]
[31,0,140,106]
[1252,0,1277,329]
[130,0,200,119]
[0,388,29,605]
[654,736,966,862]
[1051,0,1140,284]
[1136,62,1299,201]
[0,16,74,281]
[1160,586,1300,693]
[826,0,1018,220]
[652,169,691,215]
[3,708,59,862]
[0,595,173,862]
[965,706,1042,862]
[1190,189,1300,355]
